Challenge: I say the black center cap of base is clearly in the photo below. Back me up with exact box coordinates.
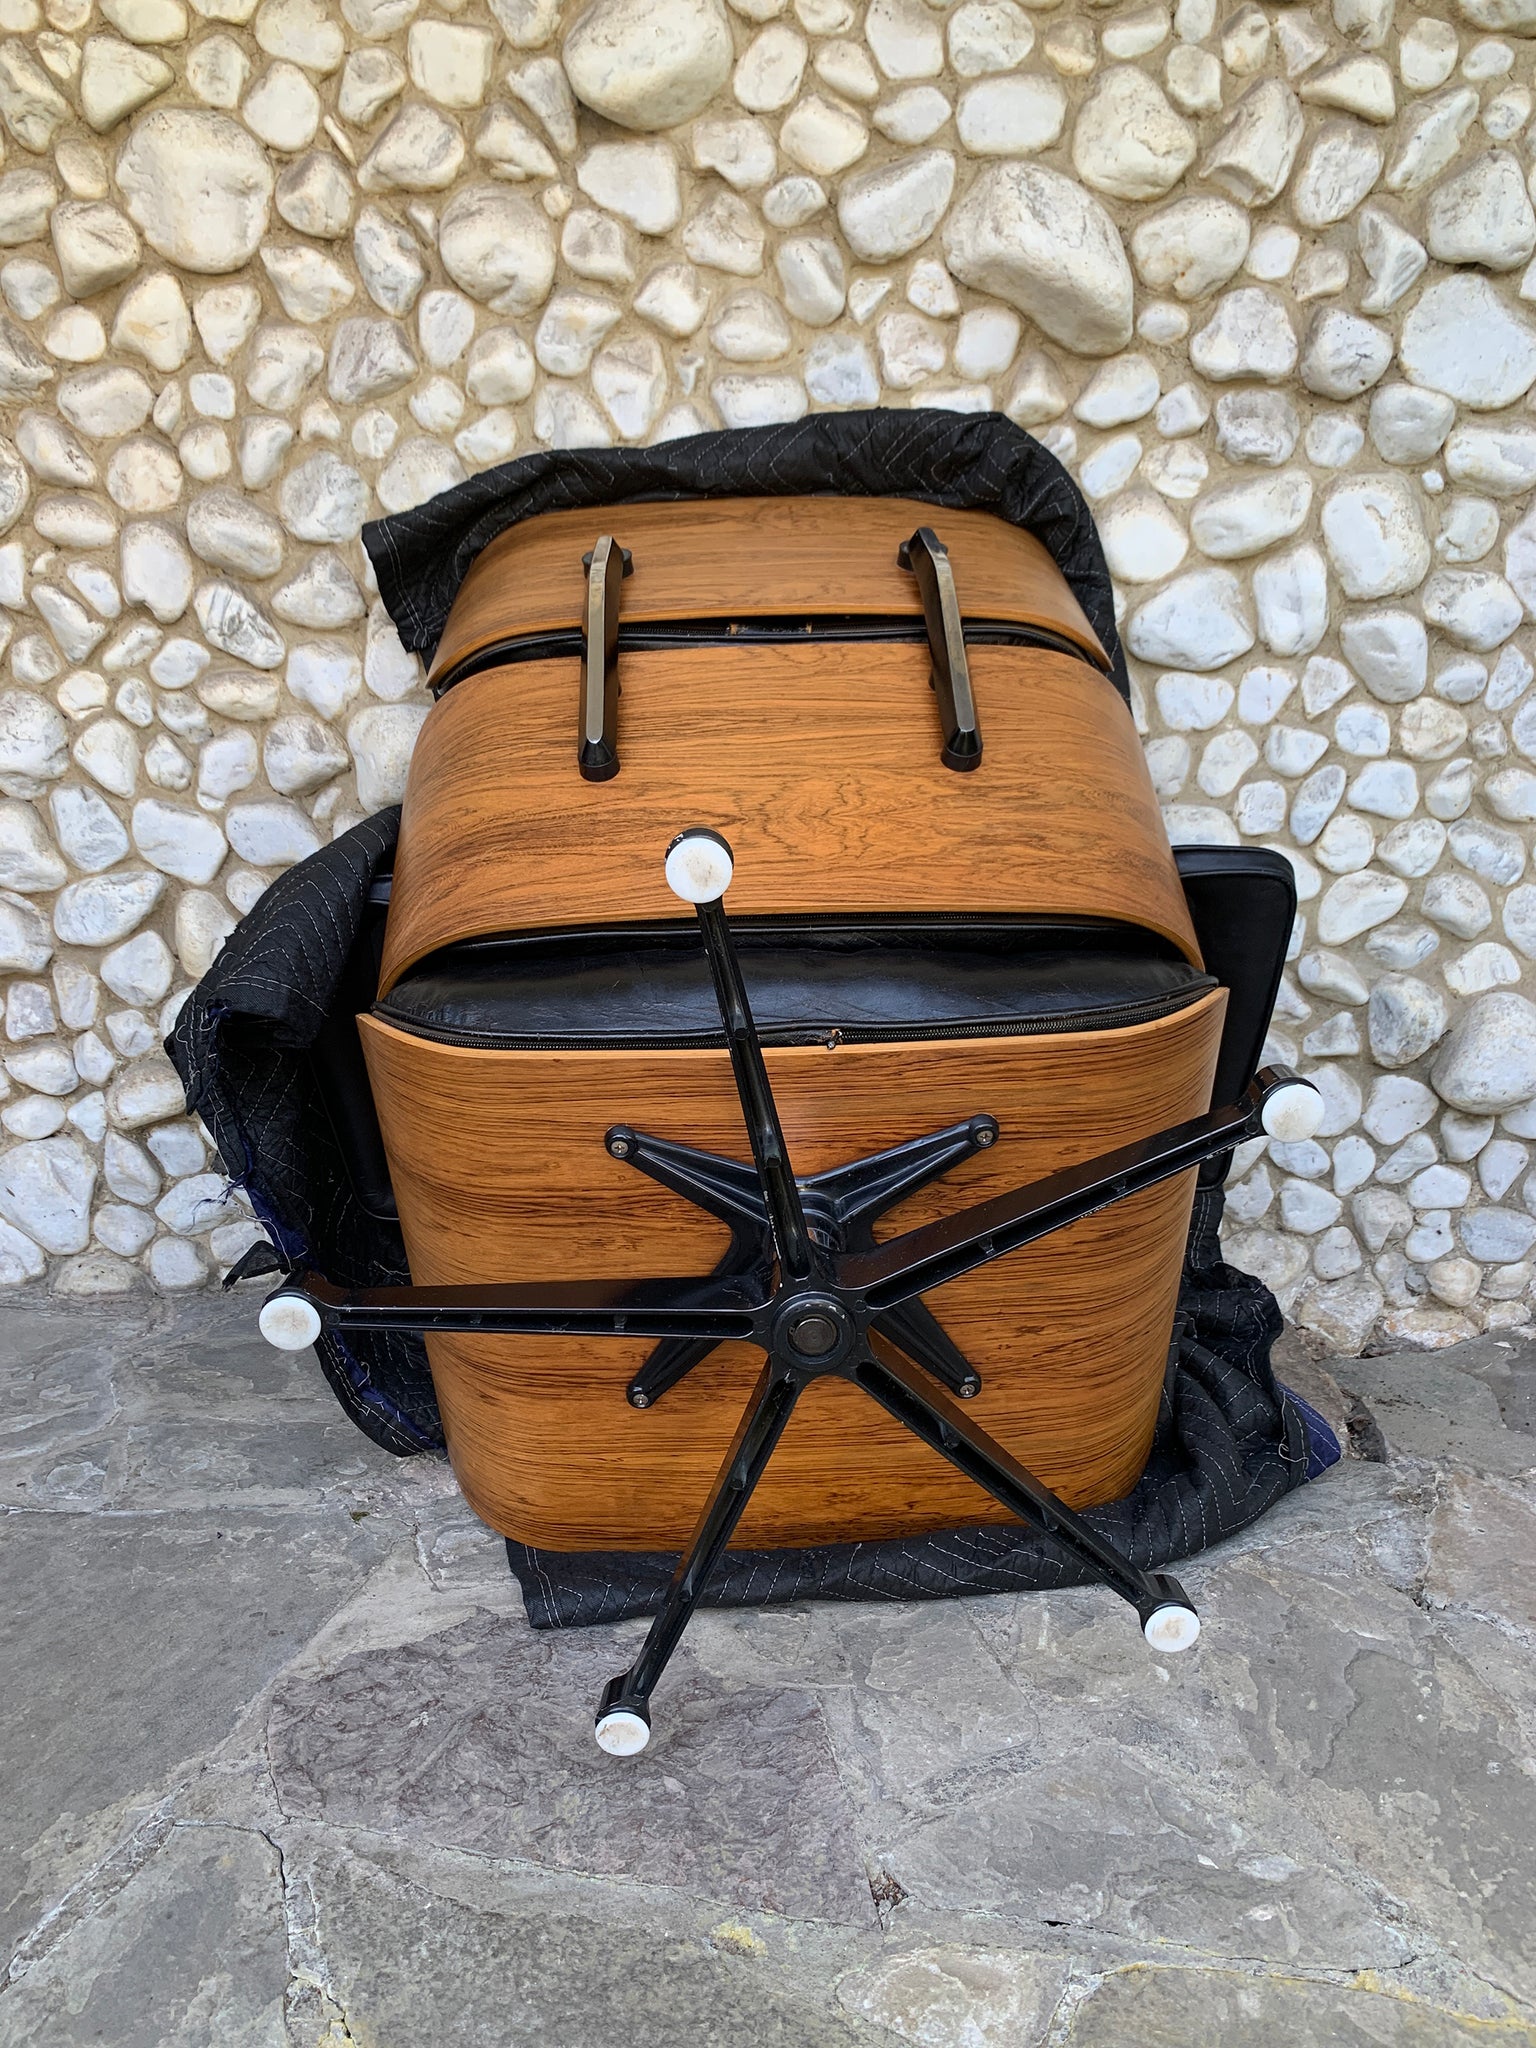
[788,1312,838,1356]
[776,1296,854,1366]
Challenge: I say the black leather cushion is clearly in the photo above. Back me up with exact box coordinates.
[377,919,1214,1049]
[1173,847,1298,1189]
[1172,847,1296,1111]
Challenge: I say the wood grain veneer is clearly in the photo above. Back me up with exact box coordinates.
[360,989,1225,1551]
[428,496,1109,684]
[380,642,1199,992]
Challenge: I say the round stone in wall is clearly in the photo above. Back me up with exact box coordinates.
[115,111,274,274]
[1431,994,1536,1115]
[1190,470,1312,560]
[0,690,68,801]
[1129,197,1250,302]
[1368,976,1448,1068]
[1398,274,1536,410]
[437,186,557,313]
[1425,150,1536,273]
[837,150,955,263]
[1126,568,1255,671]
[0,1137,95,1256]
[1072,66,1195,202]
[1097,490,1188,584]
[1321,475,1430,600]
[563,0,733,131]
[945,165,1133,356]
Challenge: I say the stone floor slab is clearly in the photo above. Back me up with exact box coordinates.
[3,1293,1536,2041]
[1064,1963,1536,2047]
[835,1946,1070,2047]
[0,1821,288,2048]
[1336,1349,1536,1482]
[0,1502,387,1961]
[1427,1473,1536,1634]
[267,1609,873,1926]
[280,1831,892,2048]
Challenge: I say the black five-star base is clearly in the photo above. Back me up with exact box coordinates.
[607,1112,999,1412]
[266,832,1314,1754]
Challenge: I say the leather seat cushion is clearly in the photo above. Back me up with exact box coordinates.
[378,920,1214,1048]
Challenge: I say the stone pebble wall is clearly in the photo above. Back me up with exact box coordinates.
[1,0,1536,1347]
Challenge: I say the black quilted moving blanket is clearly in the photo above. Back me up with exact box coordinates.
[170,409,1340,1621]
[168,807,438,1455]
[361,405,1132,703]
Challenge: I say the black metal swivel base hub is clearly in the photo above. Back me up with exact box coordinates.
[606,1114,1000,1412]
[262,828,1322,1757]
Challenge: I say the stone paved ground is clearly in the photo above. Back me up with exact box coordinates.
[2,1288,1535,2048]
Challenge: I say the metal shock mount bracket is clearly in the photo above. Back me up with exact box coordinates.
[578,535,633,782]
[897,526,982,773]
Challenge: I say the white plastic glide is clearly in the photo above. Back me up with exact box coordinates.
[594,1708,651,1756]
[664,829,734,905]
[1260,1079,1325,1143]
[1142,1603,1202,1653]
[258,1294,323,1351]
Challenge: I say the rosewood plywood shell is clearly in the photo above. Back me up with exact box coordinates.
[380,642,1199,991]
[359,989,1225,1551]
[428,496,1109,684]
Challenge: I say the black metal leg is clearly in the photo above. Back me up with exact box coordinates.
[692,891,818,1283]
[827,1116,998,1400]
[843,1086,1287,1311]
[605,1126,768,1236]
[626,1243,773,1409]
[595,1361,804,1753]
[849,1340,1196,1634]
[605,1126,773,1408]
[872,1298,982,1401]
[625,1338,720,1410]
[268,1269,767,1343]
[808,1115,999,1239]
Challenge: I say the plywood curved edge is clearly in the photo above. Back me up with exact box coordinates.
[427,496,1110,684]
[380,642,1199,994]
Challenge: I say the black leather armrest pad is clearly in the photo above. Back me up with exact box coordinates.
[1175,846,1296,1108]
